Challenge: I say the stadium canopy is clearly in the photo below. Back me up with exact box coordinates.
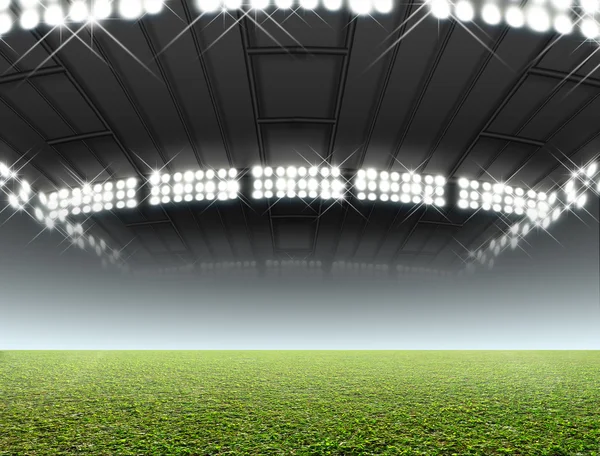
[0,0,599,276]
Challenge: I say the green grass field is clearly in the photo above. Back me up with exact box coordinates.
[1,351,599,455]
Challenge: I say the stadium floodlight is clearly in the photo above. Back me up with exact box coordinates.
[458,178,553,219]
[481,2,502,25]
[20,8,39,29]
[39,180,138,215]
[455,0,475,20]
[580,0,599,13]
[429,0,451,18]
[92,0,112,20]
[355,169,445,207]
[526,5,550,32]
[119,0,143,19]
[581,18,600,38]
[69,1,90,22]
[505,5,525,27]
[149,168,239,205]
[45,3,65,26]
[553,14,573,34]
[144,0,165,14]
[552,0,572,7]
[253,165,345,200]
[349,0,373,14]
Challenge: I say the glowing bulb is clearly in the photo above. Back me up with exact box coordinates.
[250,0,269,9]
[20,9,40,29]
[69,1,89,22]
[224,0,242,8]
[455,0,474,21]
[482,3,501,25]
[505,6,524,27]
[373,0,393,13]
[144,0,164,14]
[350,0,372,14]
[300,0,318,8]
[551,0,572,7]
[92,0,112,20]
[44,4,64,26]
[323,0,342,9]
[119,0,143,18]
[581,0,598,14]
[0,12,11,35]
[586,162,598,177]
[554,15,573,34]
[581,18,599,38]
[429,0,450,18]
[526,6,550,32]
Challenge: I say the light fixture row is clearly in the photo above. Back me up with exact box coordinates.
[148,168,240,205]
[457,178,557,221]
[0,160,127,271]
[195,0,393,13]
[0,0,166,35]
[38,178,138,217]
[465,193,569,272]
[13,163,600,216]
[2,0,600,41]
[0,0,395,37]
[429,0,600,39]
[354,169,447,207]
[458,160,600,273]
[252,165,345,200]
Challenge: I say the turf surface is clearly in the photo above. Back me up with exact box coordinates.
[1,351,599,455]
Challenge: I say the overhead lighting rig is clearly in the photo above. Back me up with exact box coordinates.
[251,165,345,201]
[354,169,446,207]
[148,168,240,206]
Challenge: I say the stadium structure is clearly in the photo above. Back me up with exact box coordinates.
[0,0,599,278]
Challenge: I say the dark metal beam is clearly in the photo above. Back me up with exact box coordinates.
[387,21,455,170]
[138,19,209,258]
[356,2,412,171]
[447,35,559,178]
[529,66,600,89]
[257,117,336,124]
[479,131,545,147]
[0,66,64,84]
[247,46,348,56]
[382,22,455,265]
[125,219,172,228]
[313,15,356,261]
[47,130,113,146]
[239,10,275,257]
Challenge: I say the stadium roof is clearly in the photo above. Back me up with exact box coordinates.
[1,0,599,273]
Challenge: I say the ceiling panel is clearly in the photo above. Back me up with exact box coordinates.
[253,54,342,119]
[427,29,550,178]
[273,217,315,252]
[518,79,599,141]
[248,10,347,48]
[488,76,558,135]
[31,73,106,134]
[0,81,74,139]
[261,122,331,164]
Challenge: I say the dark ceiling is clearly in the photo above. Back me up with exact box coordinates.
[1,0,599,272]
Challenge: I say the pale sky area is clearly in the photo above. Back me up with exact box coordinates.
[0,198,598,350]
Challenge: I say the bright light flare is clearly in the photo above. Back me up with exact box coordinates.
[429,0,450,18]
[144,0,165,14]
[119,0,143,18]
[69,1,89,22]
[20,9,39,29]
[455,0,475,21]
